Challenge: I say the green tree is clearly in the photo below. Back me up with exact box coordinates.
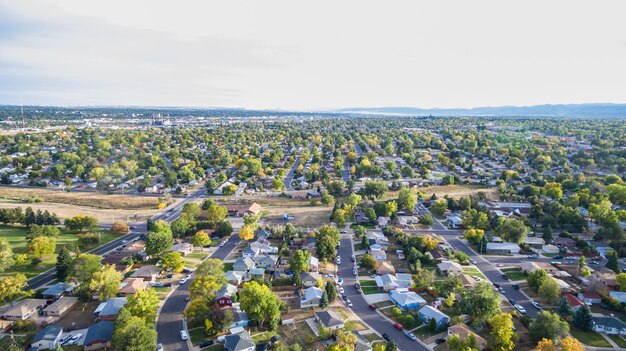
[215,220,233,238]
[538,278,560,304]
[413,268,434,290]
[447,333,479,351]
[489,313,515,351]
[315,225,340,260]
[363,180,387,198]
[529,311,569,343]
[494,218,528,244]
[64,215,99,231]
[289,250,311,274]
[184,297,211,324]
[555,297,573,318]
[204,203,228,222]
[420,214,434,226]
[360,253,377,270]
[460,281,501,325]
[160,251,185,273]
[0,238,14,272]
[239,281,283,329]
[171,218,190,238]
[27,236,56,257]
[319,291,329,308]
[68,254,102,287]
[0,274,29,304]
[272,178,285,190]
[145,227,174,257]
[55,246,73,281]
[89,264,122,301]
[572,305,593,330]
[192,231,211,248]
[527,268,548,291]
[126,288,160,325]
[398,187,417,211]
[430,199,448,216]
[606,250,620,273]
[616,272,626,291]
[325,281,337,303]
[112,315,157,351]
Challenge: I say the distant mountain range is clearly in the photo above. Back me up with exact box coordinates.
[335,103,626,118]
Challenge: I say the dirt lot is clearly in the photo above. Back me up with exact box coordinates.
[0,186,166,209]
[56,301,99,331]
[384,184,497,201]
[0,200,158,223]
[262,205,333,229]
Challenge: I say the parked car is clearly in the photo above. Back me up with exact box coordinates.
[342,294,348,301]
[351,255,356,262]
[393,322,403,330]
[528,253,538,258]
[368,304,377,310]
[382,333,392,342]
[508,298,516,305]
[157,343,164,351]
[502,274,509,280]
[515,304,527,314]
[352,269,358,276]
[471,275,481,281]
[493,283,501,288]
[469,259,477,264]
[179,278,188,285]
[405,332,417,341]
[435,338,446,344]
[180,330,189,340]
[355,283,361,289]
[338,287,345,294]
[337,278,343,286]
[68,333,82,345]
[346,299,353,307]
[512,284,520,290]
[59,335,72,345]
[553,255,563,259]
[531,301,542,310]
[199,340,214,348]
[498,287,506,294]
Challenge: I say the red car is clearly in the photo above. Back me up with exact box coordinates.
[368,304,377,310]
[393,322,404,331]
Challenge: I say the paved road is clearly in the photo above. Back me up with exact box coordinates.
[337,235,428,351]
[156,234,241,351]
[284,142,313,191]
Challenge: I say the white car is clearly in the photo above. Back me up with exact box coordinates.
[352,269,358,276]
[157,343,164,351]
[180,330,189,340]
[346,299,353,307]
[469,259,477,264]
[471,275,481,281]
[179,278,188,285]
[531,301,542,310]
[514,304,527,314]
[219,241,226,247]
[337,278,343,286]
[338,287,345,294]
[68,333,83,345]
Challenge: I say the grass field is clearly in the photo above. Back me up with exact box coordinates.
[570,328,612,347]
[0,225,119,278]
[462,267,486,279]
[501,267,526,281]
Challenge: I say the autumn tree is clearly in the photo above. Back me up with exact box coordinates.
[192,231,211,248]
[27,236,56,257]
[111,221,129,235]
[0,274,29,304]
[126,288,160,325]
[160,252,185,273]
[239,225,255,241]
[534,339,556,351]
[560,336,584,351]
[89,264,122,301]
[488,313,515,351]
[239,281,283,329]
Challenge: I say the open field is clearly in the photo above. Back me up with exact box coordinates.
[0,225,119,278]
[0,186,167,210]
[261,205,333,229]
[383,184,497,201]
[0,200,159,224]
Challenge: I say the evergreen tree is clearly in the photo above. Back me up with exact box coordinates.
[56,246,73,281]
[555,297,573,318]
[542,225,553,243]
[325,281,337,303]
[607,250,619,273]
[573,305,593,330]
[23,207,36,227]
[319,291,329,308]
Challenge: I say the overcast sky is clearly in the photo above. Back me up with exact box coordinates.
[1,0,625,110]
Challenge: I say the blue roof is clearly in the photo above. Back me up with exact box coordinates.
[32,325,63,343]
[42,282,73,297]
[418,305,449,322]
[84,321,115,346]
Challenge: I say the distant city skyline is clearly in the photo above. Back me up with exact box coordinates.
[1,0,625,110]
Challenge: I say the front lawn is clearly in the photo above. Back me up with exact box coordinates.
[609,334,626,348]
[189,327,213,346]
[223,262,234,271]
[362,286,380,295]
[187,252,210,260]
[570,328,612,347]
[462,267,485,279]
[501,268,527,281]
[359,279,377,287]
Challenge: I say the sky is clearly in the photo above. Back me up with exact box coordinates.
[1,0,625,110]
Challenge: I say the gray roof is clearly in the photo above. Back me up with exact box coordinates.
[32,325,63,343]
[594,316,626,329]
[216,284,238,300]
[84,321,115,346]
[42,282,74,297]
[418,305,449,322]
[224,330,255,351]
[315,310,343,328]
[97,297,127,317]
[233,257,255,270]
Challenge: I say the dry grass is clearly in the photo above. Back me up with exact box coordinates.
[0,200,158,223]
[384,184,497,201]
[262,205,333,229]
[0,186,165,210]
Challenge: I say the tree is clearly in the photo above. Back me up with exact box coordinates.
[184,297,212,324]
[27,236,56,257]
[272,178,285,190]
[0,274,29,304]
[462,209,490,230]
[529,311,569,343]
[196,258,225,277]
[112,315,157,351]
[145,228,174,257]
[617,272,626,291]
[315,225,340,260]
[89,264,122,301]
[420,214,434,226]
[413,268,434,290]
[606,250,620,273]
[398,187,417,211]
[321,193,335,206]
[430,199,448,216]
[325,281,337,303]
[463,229,485,245]
[347,193,362,207]
[534,339,557,351]
[527,269,548,291]
[289,250,311,274]
[494,218,528,244]
[0,238,14,272]
[319,291,329,308]
[448,333,479,351]
[572,305,593,330]
[386,340,398,351]
[555,297,573,318]
[126,288,160,325]
[160,251,185,273]
[363,180,387,199]
[68,254,102,287]
[361,253,377,270]
[429,317,437,332]
[560,336,584,351]
[192,231,211,248]
[488,313,515,351]
[215,220,233,238]
[239,225,255,241]
[243,214,260,229]
[64,215,99,232]
[171,218,190,238]
[204,203,228,222]
[460,282,501,325]
[538,278,560,304]
[55,246,73,281]
[542,225,553,243]
[181,202,201,222]
[190,276,224,300]
[239,281,283,329]
[111,221,129,235]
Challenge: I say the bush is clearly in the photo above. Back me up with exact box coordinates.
[31,257,42,266]
[391,307,402,318]
[399,315,418,329]
[78,233,100,246]
[111,221,129,235]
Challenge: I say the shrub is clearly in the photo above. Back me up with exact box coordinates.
[111,221,129,235]
[391,307,402,318]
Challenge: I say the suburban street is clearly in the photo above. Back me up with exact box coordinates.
[156,233,241,351]
[283,142,314,191]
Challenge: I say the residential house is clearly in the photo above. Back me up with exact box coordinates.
[30,325,63,350]
[224,203,262,217]
[553,237,576,249]
[437,261,464,276]
[43,297,79,317]
[225,271,246,286]
[590,269,619,294]
[216,284,238,307]
[41,282,75,300]
[417,305,450,329]
[315,310,345,331]
[460,274,477,289]
[354,332,373,351]
[520,261,559,275]
[130,265,160,282]
[486,242,520,254]
[168,242,193,256]
[233,257,255,272]
[118,278,150,296]
[1,299,46,320]
[397,216,419,228]
[252,255,278,271]
[94,297,127,321]
[370,249,387,261]
[524,237,545,250]
[375,261,396,275]
[242,247,260,258]
[396,274,413,289]
[610,291,626,303]
[446,213,463,229]
[390,289,426,310]
[222,304,250,328]
[377,217,390,227]
[301,287,324,308]
[308,256,319,272]
[248,268,265,279]
[375,274,399,291]
[593,315,626,335]
[300,272,322,288]
[354,211,370,224]
[367,232,388,245]
[563,294,585,312]
[249,240,278,255]
[224,330,255,351]
[83,321,115,351]
[578,292,602,305]
[448,323,488,350]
